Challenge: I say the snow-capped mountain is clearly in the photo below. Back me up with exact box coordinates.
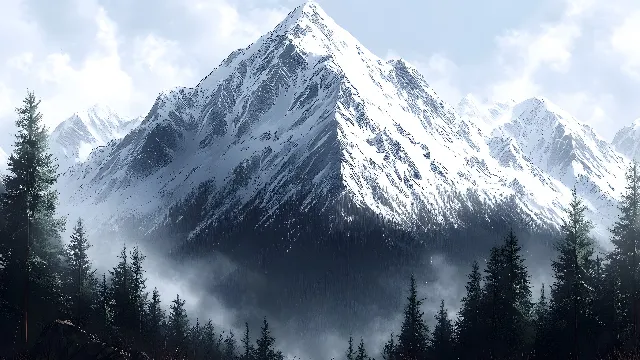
[456,94,514,132]
[612,118,640,161]
[49,104,142,172]
[57,1,627,249]
[484,97,628,239]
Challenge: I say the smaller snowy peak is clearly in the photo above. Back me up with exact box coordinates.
[457,94,514,132]
[612,118,640,161]
[49,104,142,172]
[493,96,627,199]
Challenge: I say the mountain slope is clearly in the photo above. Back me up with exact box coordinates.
[51,2,636,347]
[49,104,141,172]
[612,118,640,161]
[57,1,581,244]
[483,97,628,240]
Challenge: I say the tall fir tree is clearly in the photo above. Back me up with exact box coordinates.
[223,331,239,360]
[549,188,598,360]
[167,293,190,358]
[96,272,114,340]
[355,338,368,360]
[242,322,255,360]
[189,318,202,360]
[592,255,620,356]
[347,336,355,360]
[455,260,484,359]
[382,333,397,360]
[429,300,454,359]
[608,163,640,350]
[109,243,132,338]
[63,218,97,328]
[0,91,66,353]
[532,284,552,360]
[145,287,165,359]
[255,318,283,360]
[202,319,222,360]
[129,245,148,336]
[482,230,532,360]
[396,274,430,360]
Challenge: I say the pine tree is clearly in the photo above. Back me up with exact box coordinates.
[109,243,131,338]
[242,322,255,360]
[63,218,97,327]
[189,318,202,359]
[202,319,222,360]
[482,230,532,360]
[0,91,66,352]
[96,273,114,340]
[382,333,397,360]
[608,163,640,349]
[255,318,283,360]
[356,338,368,360]
[592,256,619,356]
[430,300,454,359]
[347,336,355,360]
[455,260,483,359]
[502,229,533,356]
[396,274,430,360]
[167,294,189,358]
[145,287,165,359]
[549,188,598,360]
[532,284,551,359]
[223,331,239,360]
[129,245,147,336]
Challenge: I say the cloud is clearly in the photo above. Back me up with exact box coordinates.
[487,1,585,102]
[610,11,640,78]
[0,0,287,149]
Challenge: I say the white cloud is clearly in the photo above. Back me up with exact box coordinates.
[32,8,135,128]
[488,5,584,102]
[610,11,640,78]
[0,83,14,119]
[132,34,196,93]
[0,0,287,147]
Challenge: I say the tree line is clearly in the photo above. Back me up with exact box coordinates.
[4,92,640,360]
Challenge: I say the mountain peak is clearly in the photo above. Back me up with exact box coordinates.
[49,105,142,171]
[289,0,325,20]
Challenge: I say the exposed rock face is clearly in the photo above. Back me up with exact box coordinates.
[27,320,149,360]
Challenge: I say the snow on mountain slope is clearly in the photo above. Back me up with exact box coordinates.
[49,104,142,172]
[57,1,619,245]
[612,118,640,161]
[456,94,514,132]
[484,97,629,239]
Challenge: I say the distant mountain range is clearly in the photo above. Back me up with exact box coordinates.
[48,104,141,173]
[31,1,640,347]
[51,1,636,247]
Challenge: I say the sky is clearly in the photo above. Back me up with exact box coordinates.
[0,0,639,150]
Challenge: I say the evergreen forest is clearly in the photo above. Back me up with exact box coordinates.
[5,93,640,360]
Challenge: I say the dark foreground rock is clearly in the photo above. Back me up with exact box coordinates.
[26,320,149,360]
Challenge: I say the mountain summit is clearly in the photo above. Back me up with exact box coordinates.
[52,1,636,345]
[58,1,625,254]
[612,118,640,161]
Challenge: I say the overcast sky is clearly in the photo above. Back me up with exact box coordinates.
[0,0,639,151]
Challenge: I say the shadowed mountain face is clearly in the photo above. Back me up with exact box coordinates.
[53,1,622,357]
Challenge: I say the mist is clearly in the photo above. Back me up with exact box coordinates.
[60,208,563,360]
